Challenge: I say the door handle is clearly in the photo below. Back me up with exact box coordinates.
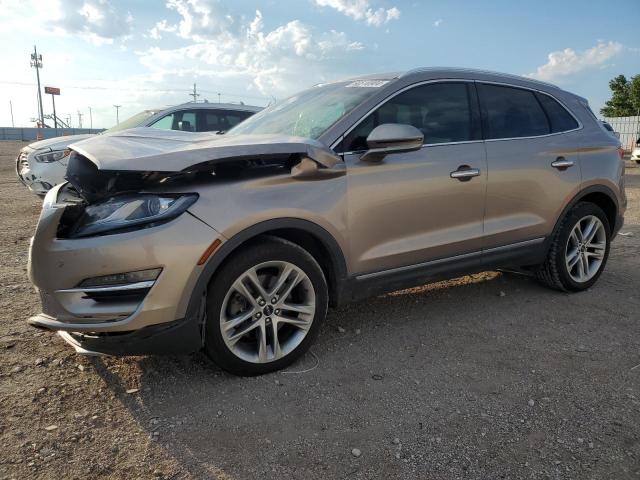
[450,166,481,181]
[551,157,574,170]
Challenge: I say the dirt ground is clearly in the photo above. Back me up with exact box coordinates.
[1,140,639,480]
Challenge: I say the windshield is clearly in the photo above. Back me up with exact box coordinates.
[104,110,158,133]
[227,81,385,139]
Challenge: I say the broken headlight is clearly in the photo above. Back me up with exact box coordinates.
[69,193,198,238]
[34,149,70,163]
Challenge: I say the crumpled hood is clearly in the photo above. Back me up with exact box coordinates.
[28,134,95,152]
[69,127,339,172]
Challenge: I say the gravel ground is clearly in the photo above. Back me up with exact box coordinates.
[1,140,639,480]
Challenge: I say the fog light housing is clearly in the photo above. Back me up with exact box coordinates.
[77,268,162,288]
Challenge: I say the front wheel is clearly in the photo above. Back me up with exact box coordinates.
[204,236,328,376]
[536,202,611,292]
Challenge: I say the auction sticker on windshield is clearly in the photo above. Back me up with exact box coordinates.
[345,80,390,88]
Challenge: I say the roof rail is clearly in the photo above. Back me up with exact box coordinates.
[401,67,559,89]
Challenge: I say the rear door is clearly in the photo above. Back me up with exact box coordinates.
[477,83,581,250]
[338,81,487,274]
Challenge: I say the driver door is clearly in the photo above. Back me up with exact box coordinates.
[338,81,488,275]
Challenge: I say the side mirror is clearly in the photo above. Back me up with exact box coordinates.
[360,123,424,163]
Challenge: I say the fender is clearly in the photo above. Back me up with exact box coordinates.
[543,184,620,254]
[182,218,349,347]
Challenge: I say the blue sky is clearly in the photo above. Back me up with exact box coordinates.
[1,0,639,128]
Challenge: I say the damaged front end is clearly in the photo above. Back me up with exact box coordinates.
[57,129,342,238]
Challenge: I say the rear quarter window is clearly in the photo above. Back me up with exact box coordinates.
[478,83,550,139]
[535,93,579,133]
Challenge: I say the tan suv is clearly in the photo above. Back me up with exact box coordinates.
[28,68,626,375]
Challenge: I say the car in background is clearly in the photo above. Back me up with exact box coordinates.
[631,137,640,164]
[16,102,261,196]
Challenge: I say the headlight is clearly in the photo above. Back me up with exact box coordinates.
[34,149,70,163]
[69,193,198,238]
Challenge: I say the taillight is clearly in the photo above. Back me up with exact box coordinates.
[618,147,624,159]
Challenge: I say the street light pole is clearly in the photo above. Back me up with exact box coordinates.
[89,107,93,130]
[113,104,121,124]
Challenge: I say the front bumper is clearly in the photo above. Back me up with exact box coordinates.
[28,184,222,353]
[16,148,67,196]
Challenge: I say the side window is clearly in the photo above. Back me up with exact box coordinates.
[150,111,197,132]
[535,93,579,133]
[478,84,550,139]
[343,82,474,152]
[149,114,173,130]
[199,110,253,132]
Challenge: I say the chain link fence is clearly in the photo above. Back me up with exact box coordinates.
[602,116,640,152]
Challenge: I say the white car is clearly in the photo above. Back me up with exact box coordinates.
[16,102,261,196]
[631,139,640,164]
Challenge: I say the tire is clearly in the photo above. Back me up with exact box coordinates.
[204,236,328,376]
[636,160,640,165]
[536,202,611,292]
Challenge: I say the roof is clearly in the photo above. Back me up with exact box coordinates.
[401,67,559,89]
[170,102,263,112]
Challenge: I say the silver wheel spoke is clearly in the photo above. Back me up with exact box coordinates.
[222,309,256,332]
[280,302,314,315]
[268,264,294,297]
[257,323,268,362]
[580,253,590,279]
[276,315,312,331]
[246,268,269,303]
[233,279,259,307]
[567,250,581,270]
[228,320,261,345]
[271,321,281,359]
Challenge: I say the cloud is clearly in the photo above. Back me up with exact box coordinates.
[0,0,133,45]
[433,19,443,27]
[312,0,400,27]
[139,4,367,96]
[528,41,624,81]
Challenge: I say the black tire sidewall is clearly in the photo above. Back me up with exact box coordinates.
[204,237,328,376]
[554,203,611,291]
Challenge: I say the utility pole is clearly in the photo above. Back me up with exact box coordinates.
[113,104,121,124]
[9,101,14,127]
[189,83,200,102]
[30,45,44,127]
[218,92,221,103]
[89,107,93,129]
[77,111,83,128]
[66,114,72,127]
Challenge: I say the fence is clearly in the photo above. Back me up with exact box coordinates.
[0,127,104,141]
[602,116,640,152]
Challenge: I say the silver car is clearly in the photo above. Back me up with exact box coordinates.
[16,102,261,196]
[28,68,626,375]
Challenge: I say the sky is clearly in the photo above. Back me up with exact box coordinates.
[0,0,639,129]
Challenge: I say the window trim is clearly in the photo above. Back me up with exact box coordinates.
[476,81,582,143]
[332,78,583,154]
[332,79,484,154]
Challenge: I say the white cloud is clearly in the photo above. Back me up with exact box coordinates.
[528,41,624,81]
[0,0,133,45]
[313,0,400,27]
[433,19,443,27]
[139,5,367,96]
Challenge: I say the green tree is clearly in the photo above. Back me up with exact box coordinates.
[601,74,640,117]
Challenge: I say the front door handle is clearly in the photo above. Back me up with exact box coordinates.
[551,157,574,170]
[450,166,481,181]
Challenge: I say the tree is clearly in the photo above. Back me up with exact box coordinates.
[601,74,640,117]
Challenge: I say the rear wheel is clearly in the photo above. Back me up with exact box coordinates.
[204,236,327,376]
[536,202,611,292]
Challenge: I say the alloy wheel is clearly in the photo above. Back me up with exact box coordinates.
[219,261,316,363]
[565,215,607,283]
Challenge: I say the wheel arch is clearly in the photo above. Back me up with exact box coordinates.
[183,218,349,346]
[551,185,619,243]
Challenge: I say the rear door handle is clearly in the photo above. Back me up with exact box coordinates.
[450,166,481,181]
[551,157,574,170]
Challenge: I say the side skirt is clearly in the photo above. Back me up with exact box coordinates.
[344,237,546,302]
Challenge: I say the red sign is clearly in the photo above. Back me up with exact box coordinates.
[44,86,60,95]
